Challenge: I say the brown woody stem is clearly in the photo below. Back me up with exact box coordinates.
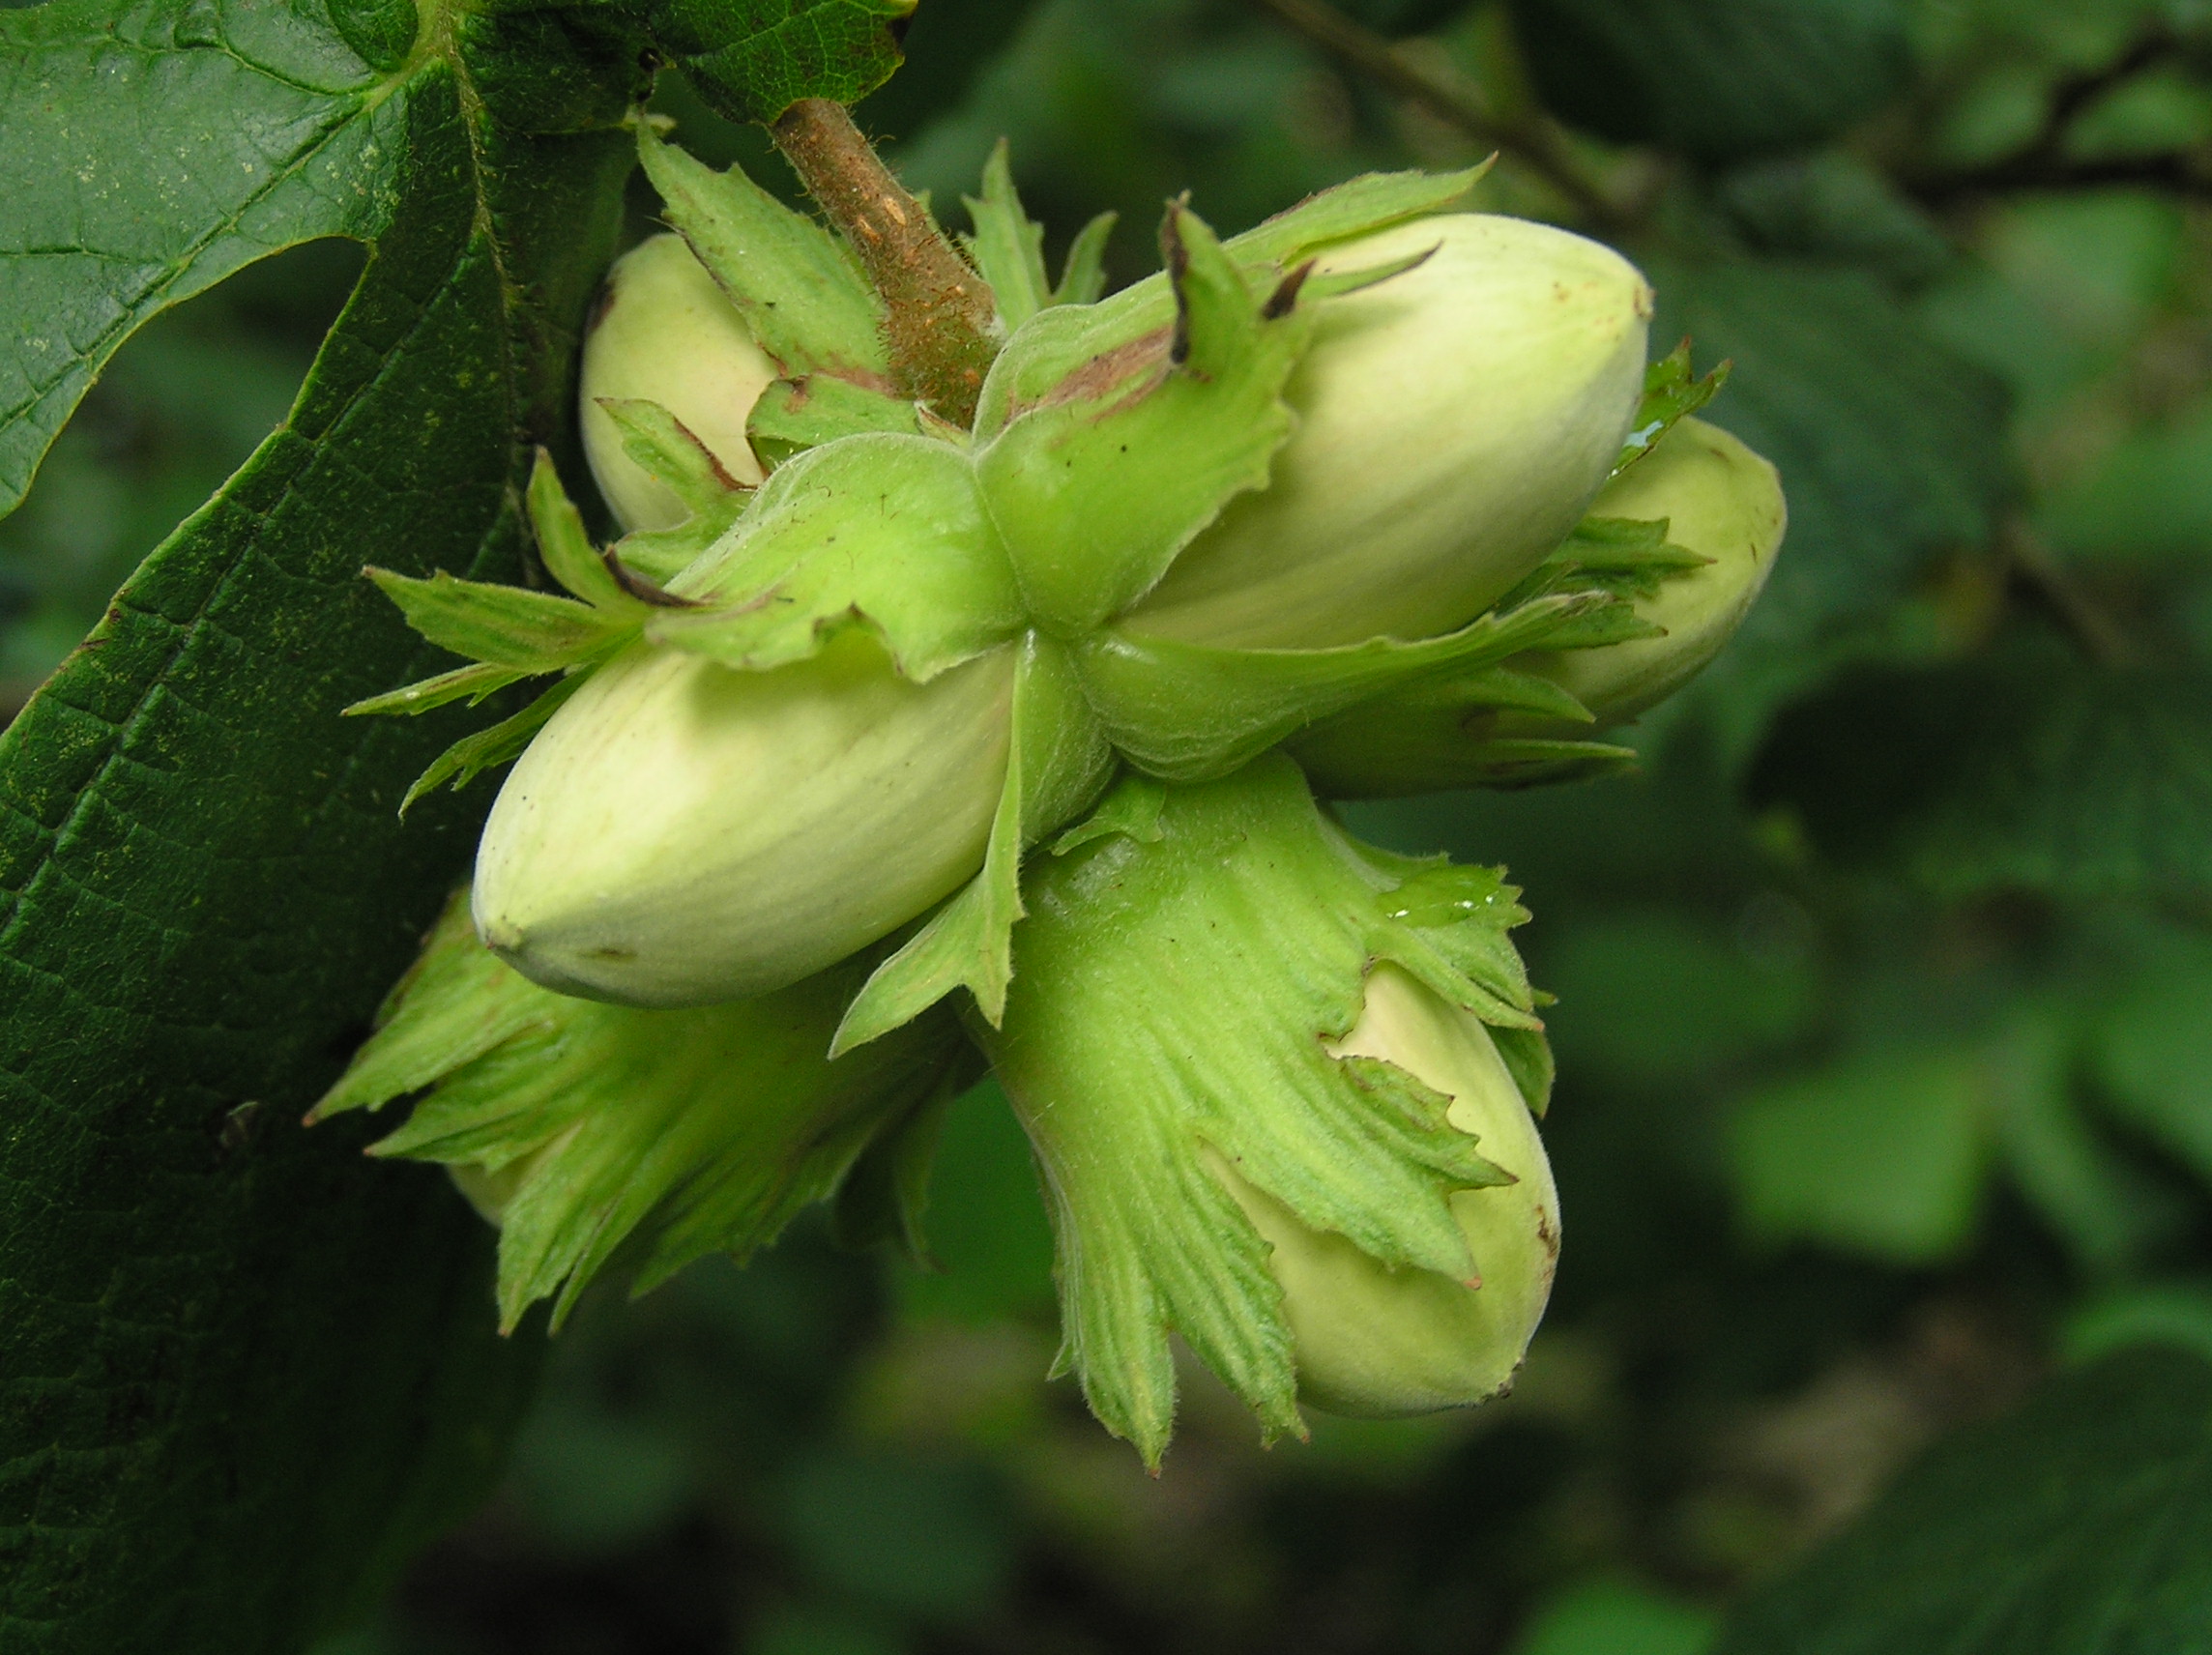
[771,98,1000,426]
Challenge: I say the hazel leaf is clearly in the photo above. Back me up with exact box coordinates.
[1712,1349,2212,1655]
[641,0,916,124]
[0,0,641,1630]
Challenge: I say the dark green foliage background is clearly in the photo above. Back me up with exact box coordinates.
[7,0,2212,1652]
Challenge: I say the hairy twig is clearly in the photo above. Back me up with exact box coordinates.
[1243,0,1624,228]
[771,99,999,425]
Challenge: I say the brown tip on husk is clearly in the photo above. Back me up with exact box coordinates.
[1262,257,1317,320]
[600,546,704,608]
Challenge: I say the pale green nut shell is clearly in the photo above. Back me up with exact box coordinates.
[1213,961,1560,1417]
[472,632,1014,1007]
[580,232,775,534]
[1124,214,1652,649]
[1518,415,1787,727]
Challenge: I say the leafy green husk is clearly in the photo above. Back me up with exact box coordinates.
[649,433,1024,681]
[597,404,756,584]
[975,754,1549,1466]
[637,122,922,462]
[351,454,657,804]
[313,889,977,1330]
[1613,340,1730,477]
[968,161,1491,443]
[1077,588,1629,783]
[832,630,1114,1053]
[975,206,1315,636]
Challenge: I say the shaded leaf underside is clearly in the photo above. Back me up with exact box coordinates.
[0,3,643,1649]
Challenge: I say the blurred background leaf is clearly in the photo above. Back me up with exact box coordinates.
[1712,1346,2212,1655]
[1509,0,1912,160]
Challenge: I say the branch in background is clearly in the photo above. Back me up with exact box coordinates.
[771,98,1000,425]
[1243,0,1627,229]
[2002,517,2139,670]
[1906,149,2212,206]
[1904,34,2212,206]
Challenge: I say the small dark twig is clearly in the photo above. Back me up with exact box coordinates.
[1906,150,2212,207]
[2002,517,2138,669]
[1242,0,1626,229]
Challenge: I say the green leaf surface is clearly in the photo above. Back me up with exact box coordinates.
[1613,343,1728,478]
[592,401,752,542]
[400,674,588,814]
[2092,947,2212,1183]
[1712,1347,2212,1655]
[1510,0,1912,161]
[1751,653,2212,901]
[0,6,642,1647]
[1729,1046,1991,1264]
[1227,164,1488,269]
[364,568,626,671]
[526,448,640,611]
[643,0,916,124]
[580,392,756,585]
[747,371,921,466]
[1,0,403,515]
[961,140,1053,332]
[1052,211,1118,307]
[1725,1016,2163,1274]
[343,659,533,718]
